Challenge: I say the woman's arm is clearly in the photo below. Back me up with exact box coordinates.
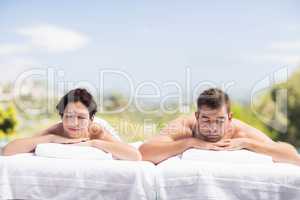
[82,122,141,161]
[2,134,53,156]
[2,123,88,156]
[91,139,142,161]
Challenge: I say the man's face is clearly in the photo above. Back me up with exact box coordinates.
[195,105,232,142]
[62,102,91,138]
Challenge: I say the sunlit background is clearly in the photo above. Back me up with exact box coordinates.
[0,1,300,149]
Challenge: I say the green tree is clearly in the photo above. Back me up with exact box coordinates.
[257,68,300,146]
[231,103,278,139]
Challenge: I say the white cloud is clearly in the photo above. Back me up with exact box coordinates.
[266,40,300,65]
[270,41,300,50]
[17,25,89,53]
[261,54,300,65]
[242,53,300,66]
[0,57,40,81]
[242,39,300,66]
[0,44,31,55]
[0,24,90,81]
[0,24,89,56]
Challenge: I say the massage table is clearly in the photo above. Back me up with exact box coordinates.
[1,144,300,200]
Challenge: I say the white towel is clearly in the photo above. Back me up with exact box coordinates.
[182,149,273,164]
[35,143,112,160]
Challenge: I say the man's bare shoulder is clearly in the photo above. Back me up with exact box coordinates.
[231,118,262,135]
[166,115,195,130]
[174,115,195,126]
[230,119,246,138]
[231,118,273,142]
[158,115,195,140]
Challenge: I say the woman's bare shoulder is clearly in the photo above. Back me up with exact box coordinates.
[38,122,64,136]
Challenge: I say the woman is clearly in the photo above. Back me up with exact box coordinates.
[2,88,141,161]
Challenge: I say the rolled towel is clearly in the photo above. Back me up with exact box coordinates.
[35,143,112,160]
[182,149,273,164]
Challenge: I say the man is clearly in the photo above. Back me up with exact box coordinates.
[139,88,300,165]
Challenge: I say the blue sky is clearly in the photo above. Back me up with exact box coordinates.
[0,0,300,102]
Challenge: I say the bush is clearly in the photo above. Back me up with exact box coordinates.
[0,103,18,136]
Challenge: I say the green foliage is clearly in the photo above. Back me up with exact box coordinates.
[231,103,278,139]
[257,68,300,146]
[0,104,18,135]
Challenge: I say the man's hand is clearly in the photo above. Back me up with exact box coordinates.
[187,137,223,151]
[214,138,249,150]
[49,134,89,144]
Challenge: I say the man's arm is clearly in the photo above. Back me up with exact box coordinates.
[246,139,300,165]
[139,135,192,164]
[139,117,221,164]
[216,119,300,165]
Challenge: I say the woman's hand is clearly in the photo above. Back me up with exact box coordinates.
[49,134,89,144]
[88,123,104,140]
[69,140,95,147]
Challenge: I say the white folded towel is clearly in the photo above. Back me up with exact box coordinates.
[182,149,273,164]
[35,143,112,160]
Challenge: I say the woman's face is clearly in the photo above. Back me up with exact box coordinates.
[62,101,91,138]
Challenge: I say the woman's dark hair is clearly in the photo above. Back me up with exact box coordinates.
[56,88,97,119]
[197,88,231,113]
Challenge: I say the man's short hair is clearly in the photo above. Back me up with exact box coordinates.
[56,88,97,119]
[197,88,230,113]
